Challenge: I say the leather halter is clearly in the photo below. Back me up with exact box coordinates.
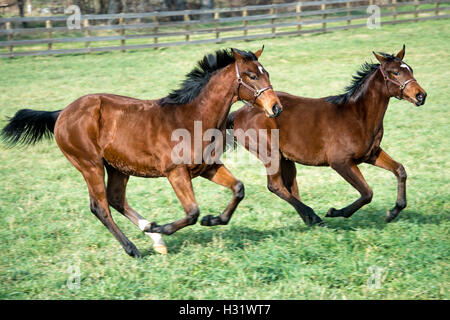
[235,62,272,105]
[379,65,417,100]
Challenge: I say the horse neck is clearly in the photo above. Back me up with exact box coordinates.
[191,64,237,129]
[350,68,391,134]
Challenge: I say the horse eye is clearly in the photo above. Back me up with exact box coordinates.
[249,75,257,80]
[393,71,399,76]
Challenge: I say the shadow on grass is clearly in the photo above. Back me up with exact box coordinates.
[140,224,302,256]
[322,206,447,231]
[139,205,447,257]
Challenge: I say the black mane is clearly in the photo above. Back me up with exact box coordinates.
[325,52,398,105]
[158,49,257,106]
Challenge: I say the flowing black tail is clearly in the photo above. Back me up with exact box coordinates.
[1,109,61,147]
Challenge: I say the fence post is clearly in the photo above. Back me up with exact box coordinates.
[83,19,90,52]
[270,7,275,36]
[414,0,419,22]
[153,15,158,50]
[296,3,302,35]
[243,8,248,39]
[392,0,397,21]
[435,2,440,16]
[321,3,327,31]
[346,1,351,26]
[46,20,52,51]
[6,21,13,58]
[119,17,126,52]
[214,11,220,39]
[184,14,190,42]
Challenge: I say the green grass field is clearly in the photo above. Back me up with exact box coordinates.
[0,19,449,300]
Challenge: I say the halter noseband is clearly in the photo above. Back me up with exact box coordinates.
[379,65,417,100]
[235,62,272,105]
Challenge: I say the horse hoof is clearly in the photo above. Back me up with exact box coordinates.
[146,222,161,233]
[386,210,399,223]
[200,215,212,226]
[307,215,324,226]
[326,207,341,217]
[153,245,168,255]
[201,215,222,226]
[316,220,326,227]
[126,244,142,258]
[147,222,173,235]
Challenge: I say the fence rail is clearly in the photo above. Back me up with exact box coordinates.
[0,0,448,58]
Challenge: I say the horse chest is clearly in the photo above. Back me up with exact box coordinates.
[356,128,384,163]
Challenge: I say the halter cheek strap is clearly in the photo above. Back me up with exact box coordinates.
[379,65,417,100]
[235,62,272,106]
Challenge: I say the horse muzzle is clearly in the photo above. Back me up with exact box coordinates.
[415,92,427,106]
[268,103,283,118]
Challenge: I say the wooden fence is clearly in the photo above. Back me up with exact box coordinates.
[0,0,448,58]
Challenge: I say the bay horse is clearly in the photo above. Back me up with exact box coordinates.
[228,46,426,224]
[1,47,283,257]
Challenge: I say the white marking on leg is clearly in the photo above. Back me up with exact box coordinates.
[145,232,165,247]
[138,218,150,231]
[138,218,166,251]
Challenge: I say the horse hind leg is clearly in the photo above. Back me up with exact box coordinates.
[281,157,301,201]
[82,163,141,257]
[326,160,373,219]
[146,166,200,235]
[267,158,323,226]
[105,164,167,254]
[199,164,244,227]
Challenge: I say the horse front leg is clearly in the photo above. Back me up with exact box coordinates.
[146,166,199,235]
[199,164,245,226]
[249,131,321,226]
[366,149,407,222]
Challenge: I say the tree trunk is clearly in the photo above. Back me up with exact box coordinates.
[201,0,214,9]
[139,0,146,12]
[17,0,25,17]
[108,0,123,24]
[201,0,214,19]
[16,0,27,27]
[163,0,186,20]
[94,0,109,14]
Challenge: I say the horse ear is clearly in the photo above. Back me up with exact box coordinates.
[373,51,388,64]
[396,44,406,60]
[253,45,264,59]
[231,48,245,62]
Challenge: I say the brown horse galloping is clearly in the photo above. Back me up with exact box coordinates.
[1,47,282,257]
[229,46,427,224]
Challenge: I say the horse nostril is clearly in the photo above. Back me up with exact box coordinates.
[272,103,282,117]
[415,92,427,106]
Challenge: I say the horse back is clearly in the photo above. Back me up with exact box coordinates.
[54,94,171,177]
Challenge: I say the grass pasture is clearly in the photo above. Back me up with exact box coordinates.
[0,19,449,299]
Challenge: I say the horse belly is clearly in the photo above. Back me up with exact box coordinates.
[280,134,329,166]
[103,146,164,178]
